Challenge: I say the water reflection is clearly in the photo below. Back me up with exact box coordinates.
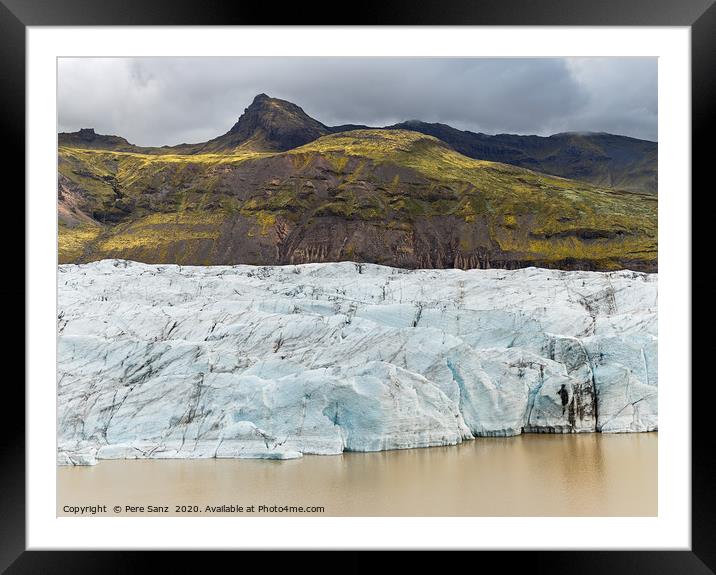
[58,432,656,516]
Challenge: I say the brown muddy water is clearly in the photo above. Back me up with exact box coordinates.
[57,432,656,517]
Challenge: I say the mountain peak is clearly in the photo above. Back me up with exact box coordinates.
[201,94,328,153]
[234,93,310,123]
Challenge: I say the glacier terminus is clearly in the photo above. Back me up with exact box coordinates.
[57,260,657,465]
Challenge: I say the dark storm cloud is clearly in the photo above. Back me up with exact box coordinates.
[57,57,657,146]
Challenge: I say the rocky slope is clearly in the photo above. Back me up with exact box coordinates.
[57,260,657,465]
[58,129,657,271]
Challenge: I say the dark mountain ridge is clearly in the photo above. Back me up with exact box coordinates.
[388,121,657,194]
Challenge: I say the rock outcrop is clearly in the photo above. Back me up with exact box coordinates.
[57,128,136,152]
[57,260,657,465]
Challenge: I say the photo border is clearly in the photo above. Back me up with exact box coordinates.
[8,0,712,570]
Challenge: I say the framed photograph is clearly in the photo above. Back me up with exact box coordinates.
[9,0,711,570]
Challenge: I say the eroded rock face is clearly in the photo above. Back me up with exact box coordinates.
[57,260,657,465]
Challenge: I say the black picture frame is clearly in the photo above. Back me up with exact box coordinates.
[7,0,712,571]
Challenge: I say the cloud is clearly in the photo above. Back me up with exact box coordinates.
[58,57,657,146]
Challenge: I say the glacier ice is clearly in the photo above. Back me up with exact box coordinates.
[57,260,657,465]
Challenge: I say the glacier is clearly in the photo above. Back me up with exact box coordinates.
[57,260,657,465]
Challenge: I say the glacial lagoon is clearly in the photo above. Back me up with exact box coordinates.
[58,432,656,517]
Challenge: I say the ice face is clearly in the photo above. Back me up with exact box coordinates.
[57,260,657,465]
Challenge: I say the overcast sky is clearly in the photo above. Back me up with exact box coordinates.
[58,57,657,146]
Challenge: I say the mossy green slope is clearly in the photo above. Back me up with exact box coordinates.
[58,129,657,271]
[388,122,658,195]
